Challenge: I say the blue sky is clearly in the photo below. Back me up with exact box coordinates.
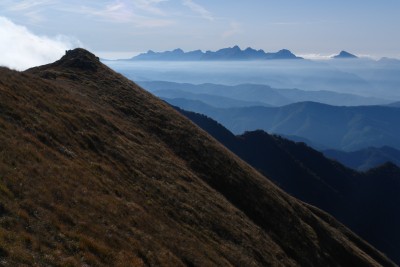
[1,0,400,66]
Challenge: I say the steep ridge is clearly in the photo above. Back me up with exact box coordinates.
[176,107,400,264]
[0,49,395,266]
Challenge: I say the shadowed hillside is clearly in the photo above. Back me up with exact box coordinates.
[176,107,400,264]
[323,147,400,171]
[166,98,400,151]
[0,49,396,266]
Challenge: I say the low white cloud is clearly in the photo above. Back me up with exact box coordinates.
[182,0,213,21]
[357,54,378,60]
[0,16,79,70]
[298,54,334,60]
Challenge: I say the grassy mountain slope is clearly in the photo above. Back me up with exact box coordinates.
[177,107,400,264]
[0,49,395,266]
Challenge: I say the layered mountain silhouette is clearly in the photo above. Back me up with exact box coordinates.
[165,99,400,151]
[131,46,302,61]
[105,54,400,99]
[138,81,390,107]
[0,48,395,266]
[388,101,400,107]
[332,51,358,59]
[323,146,400,171]
[148,89,272,108]
[176,107,400,264]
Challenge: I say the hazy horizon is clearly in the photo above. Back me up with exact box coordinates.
[105,59,400,100]
[97,48,384,61]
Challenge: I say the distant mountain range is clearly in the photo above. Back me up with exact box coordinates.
[105,53,400,99]
[323,146,400,171]
[332,51,358,59]
[388,101,400,107]
[138,81,391,107]
[130,46,303,61]
[127,47,363,61]
[146,88,272,108]
[176,106,400,264]
[164,99,400,151]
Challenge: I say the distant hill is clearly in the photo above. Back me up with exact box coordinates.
[130,46,303,61]
[139,81,391,107]
[323,146,400,171]
[378,57,400,64]
[332,51,358,59]
[151,88,271,108]
[388,101,400,107]
[176,107,400,264]
[1,48,394,266]
[164,99,400,151]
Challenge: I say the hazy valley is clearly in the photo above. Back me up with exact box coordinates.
[105,49,400,99]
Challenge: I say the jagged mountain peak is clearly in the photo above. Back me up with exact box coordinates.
[131,46,301,61]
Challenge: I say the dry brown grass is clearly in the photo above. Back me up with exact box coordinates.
[0,50,396,266]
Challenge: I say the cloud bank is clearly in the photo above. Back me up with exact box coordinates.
[0,16,79,70]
